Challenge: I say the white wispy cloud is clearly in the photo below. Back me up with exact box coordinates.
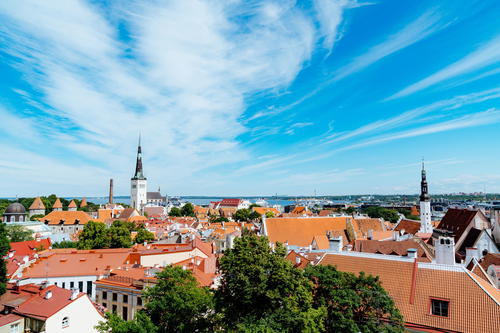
[387,34,500,100]
[0,0,349,195]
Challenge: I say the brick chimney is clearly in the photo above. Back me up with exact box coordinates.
[435,236,455,265]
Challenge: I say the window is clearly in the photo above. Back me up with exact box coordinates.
[113,293,117,301]
[70,281,74,289]
[102,291,107,300]
[122,306,128,320]
[431,299,449,317]
[102,302,107,308]
[123,295,128,303]
[137,297,142,306]
[62,282,66,289]
[78,281,83,292]
[62,317,69,328]
[10,323,20,333]
[87,281,93,296]
[112,305,117,313]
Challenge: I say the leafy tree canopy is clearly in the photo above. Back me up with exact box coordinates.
[135,228,155,244]
[144,266,215,333]
[52,240,78,248]
[233,208,261,222]
[168,207,182,217]
[305,265,404,333]
[364,206,400,224]
[215,233,325,332]
[77,221,110,249]
[6,225,34,242]
[0,222,10,295]
[109,225,132,248]
[96,311,157,333]
[180,203,195,217]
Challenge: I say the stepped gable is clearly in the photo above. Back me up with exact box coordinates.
[29,197,45,210]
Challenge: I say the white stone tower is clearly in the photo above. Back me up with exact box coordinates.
[419,160,433,233]
[131,135,147,212]
[435,236,455,265]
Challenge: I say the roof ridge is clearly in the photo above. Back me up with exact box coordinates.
[463,268,500,306]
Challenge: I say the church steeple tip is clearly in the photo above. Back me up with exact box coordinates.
[420,158,429,202]
[132,134,146,180]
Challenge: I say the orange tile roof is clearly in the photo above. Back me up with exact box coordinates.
[285,250,312,269]
[353,239,431,261]
[68,200,77,208]
[394,219,421,235]
[353,218,385,237]
[312,235,330,250]
[23,249,131,278]
[80,197,87,207]
[319,254,500,333]
[52,198,63,209]
[265,217,353,247]
[128,215,147,222]
[29,197,45,210]
[42,210,95,225]
[252,207,280,216]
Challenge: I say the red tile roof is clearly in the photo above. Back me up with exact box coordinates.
[319,253,500,332]
[0,284,85,320]
[353,239,431,261]
[394,219,421,235]
[42,210,95,225]
[0,313,23,326]
[436,208,478,242]
[52,198,63,209]
[29,197,45,210]
[68,200,77,208]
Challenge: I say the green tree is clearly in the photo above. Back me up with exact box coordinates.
[365,207,400,224]
[180,203,195,217]
[96,311,157,333]
[29,214,45,220]
[305,265,404,333]
[265,211,275,218]
[77,221,110,249]
[112,220,136,232]
[6,225,34,242]
[143,266,215,333]
[233,208,251,222]
[0,222,10,295]
[168,207,182,217]
[215,233,325,332]
[135,228,155,244]
[52,240,78,248]
[109,225,132,248]
[248,210,261,221]
[209,216,229,223]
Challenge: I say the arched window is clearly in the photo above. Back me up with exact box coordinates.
[19,216,24,222]
[62,317,69,328]
[10,216,15,222]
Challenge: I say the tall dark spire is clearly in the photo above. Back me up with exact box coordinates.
[420,159,429,201]
[132,135,146,180]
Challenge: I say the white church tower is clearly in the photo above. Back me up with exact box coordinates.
[131,136,147,212]
[419,161,433,234]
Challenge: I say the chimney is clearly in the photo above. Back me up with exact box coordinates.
[465,247,480,265]
[367,229,374,240]
[407,248,417,259]
[44,290,53,299]
[392,231,400,241]
[435,236,455,265]
[295,256,301,265]
[345,244,353,251]
[109,178,114,204]
[70,288,79,300]
[328,236,343,252]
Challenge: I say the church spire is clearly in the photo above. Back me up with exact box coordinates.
[420,159,429,202]
[132,135,146,180]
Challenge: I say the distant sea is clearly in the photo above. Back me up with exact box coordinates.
[62,196,295,207]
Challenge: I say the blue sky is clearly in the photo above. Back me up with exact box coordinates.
[1,0,499,197]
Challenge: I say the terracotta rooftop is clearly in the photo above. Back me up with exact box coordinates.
[22,248,131,278]
[68,200,77,208]
[42,210,95,225]
[319,253,500,333]
[394,219,421,235]
[52,198,63,209]
[0,284,85,320]
[312,235,330,250]
[436,208,479,242]
[252,207,280,216]
[353,239,431,261]
[29,197,45,210]
[264,217,354,247]
[80,197,87,208]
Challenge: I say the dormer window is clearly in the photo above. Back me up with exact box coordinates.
[430,298,449,317]
[62,317,69,328]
